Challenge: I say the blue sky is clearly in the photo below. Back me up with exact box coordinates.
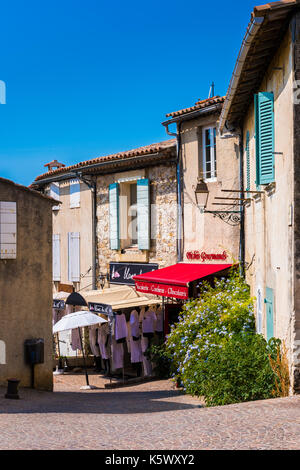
[0,0,257,186]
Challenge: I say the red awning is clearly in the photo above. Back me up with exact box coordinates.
[134,263,232,300]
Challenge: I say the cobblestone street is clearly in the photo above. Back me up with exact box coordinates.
[0,374,300,450]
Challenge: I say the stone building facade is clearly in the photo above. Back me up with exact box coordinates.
[0,177,55,391]
[219,0,300,392]
[163,96,240,265]
[96,144,178,281]
[33,140,177,291]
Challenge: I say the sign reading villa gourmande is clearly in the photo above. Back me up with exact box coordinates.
[186,250,228,261]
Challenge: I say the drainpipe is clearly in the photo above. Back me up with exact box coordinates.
[239,127,245,278]
[163,121,183,262]
[91,179,97,290]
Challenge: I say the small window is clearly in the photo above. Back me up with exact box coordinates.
[70,179,80,209]
[202,127,217,180]
[0,201,17,259]
[50,182,60,211]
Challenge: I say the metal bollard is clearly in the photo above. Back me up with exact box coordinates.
[5,378,20,399]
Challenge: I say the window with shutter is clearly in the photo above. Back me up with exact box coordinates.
[68,232,80,282]
[109,183,120,250]
[0,201,17,259]
[53,234,61,281]
[255,92,274,186]
[245,131,250,191]
[137,178,150,250]
[70,179,80,208]
[50,182,60,211]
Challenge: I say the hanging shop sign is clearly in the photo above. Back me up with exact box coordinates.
[186,250,228,261]
[135,280,189,300]
[53,299,65,310]
[109,262,158,286]
[88,302,113,317]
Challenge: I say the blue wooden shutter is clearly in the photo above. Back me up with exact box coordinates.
[256,92,274,185]
[109,183,120,250]
[245,131,250,191]
[265,287,274,341]
[137,178,150,250]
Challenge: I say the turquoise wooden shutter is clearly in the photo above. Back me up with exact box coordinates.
[265,287,274,341]
[255,92,274,185]
[137,178,150,250]
[245,131,250,191]
[109,183,120,250]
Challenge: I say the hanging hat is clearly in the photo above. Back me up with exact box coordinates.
[66,292,87,307]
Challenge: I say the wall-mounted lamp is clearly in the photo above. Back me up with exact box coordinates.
[194,178,241,226]
[194,178,209,211]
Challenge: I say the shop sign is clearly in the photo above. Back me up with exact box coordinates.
[53,299,65,310]
[109,262,158,286]
[186,250,228,261]
[88,302,113,317]
[135,281,188,300]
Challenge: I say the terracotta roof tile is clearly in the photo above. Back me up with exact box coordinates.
[34,139,176,182]
[165,96,225,118]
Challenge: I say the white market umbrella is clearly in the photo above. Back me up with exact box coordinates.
[53,310,107,334]
[53,310,107,389]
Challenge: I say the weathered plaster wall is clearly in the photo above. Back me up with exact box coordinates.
[292,12,300,391]
[181,112,240,263]
[243,29,295,384]
[96,163,177,280]
[0,181,53,390]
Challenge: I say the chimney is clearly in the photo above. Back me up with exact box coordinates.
[44,160,65,172]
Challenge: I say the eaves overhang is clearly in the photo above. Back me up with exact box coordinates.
[219,0,300,133]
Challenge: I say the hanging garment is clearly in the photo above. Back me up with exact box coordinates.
[115,313,128,341]
[71,328,82,351]
[98,322,110,360]
[126,322,131,354]
[142,310,157,334]
[89,325,100,357]
[130,338,143,363]
[142,354,152,377]
[141,335,149,354]
[130,309,140,338]
[155,308,163,332]
[112,338,124,370]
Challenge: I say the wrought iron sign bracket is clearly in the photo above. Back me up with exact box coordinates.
[203,210,241,226]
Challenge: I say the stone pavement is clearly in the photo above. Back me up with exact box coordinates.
[0,373,300,450]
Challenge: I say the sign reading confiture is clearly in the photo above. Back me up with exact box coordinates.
[186,250,228,261]
[135,281,189,300]
[109,262,159,286]
[88,302,113,317]
[53,299,65,310]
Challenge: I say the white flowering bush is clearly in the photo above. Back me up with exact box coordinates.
[166,269,256,399]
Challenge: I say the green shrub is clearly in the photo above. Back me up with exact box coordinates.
[193,333,282,406]
[166,269,255,389]
[166,269,285,406]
